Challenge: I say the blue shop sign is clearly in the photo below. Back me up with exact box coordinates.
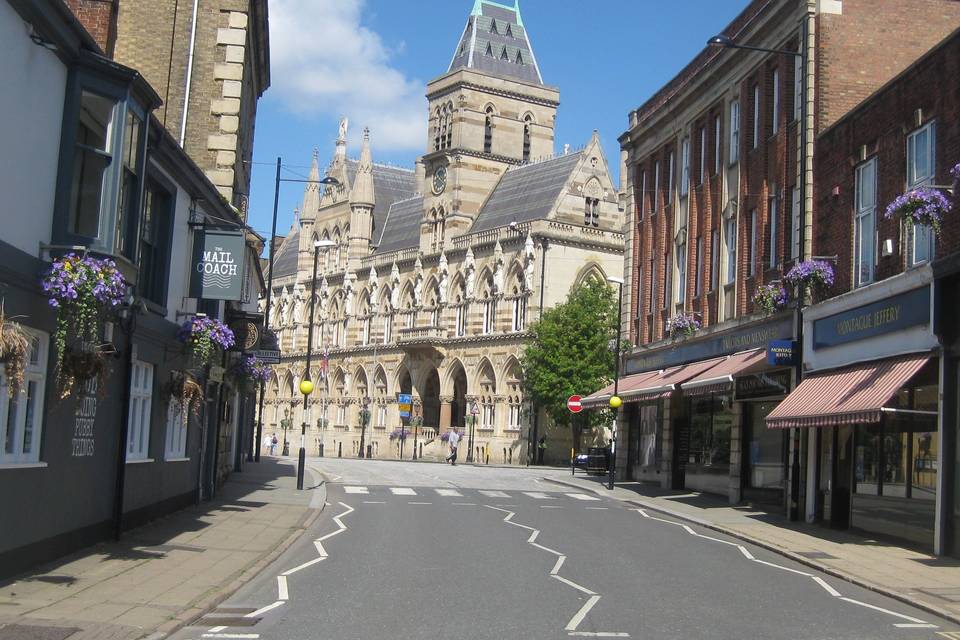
[767,340,799,366]
[812,287,930,350]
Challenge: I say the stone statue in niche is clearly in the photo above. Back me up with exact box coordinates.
[338,117,349,142]
[438,252,450,305]
[523,233,536,292]
[464,248,476,300]
[493,241,505,295]
[344,274,355,317]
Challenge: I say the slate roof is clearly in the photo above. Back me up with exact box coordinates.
[448,0,543,86]
[372,195,425,255]
[469,152,581,233]
[270,161,416,279]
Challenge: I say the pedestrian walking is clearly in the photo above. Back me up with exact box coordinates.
[270,433,278,455]
[446,428,460,465]
[537,436,547,465]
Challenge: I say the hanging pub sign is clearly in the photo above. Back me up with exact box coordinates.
[190,230,246,301]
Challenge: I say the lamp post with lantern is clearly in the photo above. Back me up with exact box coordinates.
[606,275,624,491]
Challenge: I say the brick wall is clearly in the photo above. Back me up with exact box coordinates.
[63,0,116,54]
[817,0,960,132]
[815,31,960,296]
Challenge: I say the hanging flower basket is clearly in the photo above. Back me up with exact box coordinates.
[177,316,235,366]
[665,312,701,340]
[229,355,271,391]
[752,283,790,316]
[883,187,951,235]
[782,260,835,297]
[389,428,407,441]
[0,305,30,397]
[59,343,113,399]
[41,253,126,373]
[166,371,204,417]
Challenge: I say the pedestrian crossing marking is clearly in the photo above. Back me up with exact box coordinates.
[435,488,463,497]
[566,493,601,501]
[479,490,510,498]
[523,492,555,499]
[390,487,417,495]
[344,486,368,494]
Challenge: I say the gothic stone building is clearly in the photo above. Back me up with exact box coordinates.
[263,0,624,464]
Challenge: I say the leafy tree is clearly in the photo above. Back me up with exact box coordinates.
[521,278,617,432]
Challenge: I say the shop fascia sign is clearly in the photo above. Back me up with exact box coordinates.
[812,286,930,350]
[190,229,246,301]
[625,316,793,375]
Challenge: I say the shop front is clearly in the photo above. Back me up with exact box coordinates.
[768,269,947,552]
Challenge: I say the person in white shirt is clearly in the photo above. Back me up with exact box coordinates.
[446,429,460,465]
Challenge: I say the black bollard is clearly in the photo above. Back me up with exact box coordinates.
[338,442,342,458]
[367,444,372,459]
[419,442,423,458]
[319,443,324,457]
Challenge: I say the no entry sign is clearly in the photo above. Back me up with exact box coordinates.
[567,395,583,413]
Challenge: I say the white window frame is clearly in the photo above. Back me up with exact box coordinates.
[772,69,780,136]
[752,85,760,149]
[652,161,660,214]
[725,216,737,285]
[664,249,672,309]
[730,100,740,163]
[164,400,188,460]
[455,303,467,337]
[791,186,801,260]
[127,359,154,461]
[769,195,779,270]
[793,54,803,122]
[855,157,878,287]
[667,152,675,204]
[710,229,720,291]
[695,235,704,297]
[907,121,936,265]
[676,240,686,304]
[749,209,758,277]
[699,127,706,184]
[714,115,722,175]
[0,329,49,465]
[680,139,690,197]
[639,170,647,218]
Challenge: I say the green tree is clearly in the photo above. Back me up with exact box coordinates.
[521,278,617,432]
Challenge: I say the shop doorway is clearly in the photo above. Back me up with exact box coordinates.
[741,401,787,509]
[421,369,440,431]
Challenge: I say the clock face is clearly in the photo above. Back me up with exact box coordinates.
[432,167,447,195]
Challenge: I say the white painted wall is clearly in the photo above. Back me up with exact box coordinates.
[0,0,67,255]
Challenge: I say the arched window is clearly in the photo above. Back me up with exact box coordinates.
[381,293,394,344]
[511,271,527,332]
[481,273,496,335]
[484,106,494,154]
[445,102,453,149]
[478,362,496,430]
[505,360,524,431]
[374,367,388,428]
[454,279,467,337]
[434,108,442,151]
[427,282,441,327]
[360,293,372,346]
[522,114,533,163]
[321,231,331,271]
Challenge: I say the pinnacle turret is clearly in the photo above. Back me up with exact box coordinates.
[350,128,376,208]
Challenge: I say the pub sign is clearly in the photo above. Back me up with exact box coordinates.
[190,230,246,301]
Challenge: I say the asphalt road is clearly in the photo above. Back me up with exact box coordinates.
[170,458,958,640]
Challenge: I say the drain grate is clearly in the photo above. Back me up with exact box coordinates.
[795,551,838,560]
[0,624,80,640]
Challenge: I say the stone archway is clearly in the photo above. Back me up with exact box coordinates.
[421,369,441,431]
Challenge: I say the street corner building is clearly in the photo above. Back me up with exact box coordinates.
[262,0,625,466]
[587,0,960,556]
[0,0,270,578]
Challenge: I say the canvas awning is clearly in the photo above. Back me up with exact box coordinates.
[582,359,726,408]
[765,352,932,429]
[679,348,768,396]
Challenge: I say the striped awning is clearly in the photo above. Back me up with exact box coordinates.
[581,370,663,408]
[765,352,932,429]
[680,348,768,397]
[582,359,726,408]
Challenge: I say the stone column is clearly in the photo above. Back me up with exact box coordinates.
[439,395,453,431]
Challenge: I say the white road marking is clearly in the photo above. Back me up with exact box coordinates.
[202,635,260,639]
[282,557,324,576]
[585,507,609,510]
[550,556,566,575]
[276,575,288,601]
[480,490,510,498]
[408,501,432,505]
[540,505,564,509]
[568,632,630,637]
[531,542,563,556]
[452,502,477,506]
[362,500,386,504]
[632,507,934,628]
[344,486,368,494]
[245,601,283,617]
[391,487,416,495]
[436,488,463,497]
[208,626,226,633]
[812,576,841,597]
[523,491,555,499]
[564,594,601,630]
[566,493,601,501]
[552,574,597,595]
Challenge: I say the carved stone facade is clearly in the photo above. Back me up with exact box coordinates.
[262,1,623,464]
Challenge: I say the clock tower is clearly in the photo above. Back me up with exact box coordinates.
[418,0,559,253]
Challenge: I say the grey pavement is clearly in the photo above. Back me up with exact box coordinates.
[167,457,960,640]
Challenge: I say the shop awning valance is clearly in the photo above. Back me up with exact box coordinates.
[582,359,725,408]
[680,348,768,396]
[581,370,662,408]
[765,352,932,429]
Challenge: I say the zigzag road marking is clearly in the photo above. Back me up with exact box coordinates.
[632,508,936,630]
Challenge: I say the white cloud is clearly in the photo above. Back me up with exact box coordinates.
[268,0,427,152]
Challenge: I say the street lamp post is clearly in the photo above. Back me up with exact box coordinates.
[411,401,422,460]
[298,236,338,490]
[281,408,291,456]
[466,404,477,463]
[606,276,624,491]
[358,397,370,459]
[708,30,808,521]
[254,159,341,462]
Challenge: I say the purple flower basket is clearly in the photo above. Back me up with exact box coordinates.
[883,187,950,235]
[665,312,701,340]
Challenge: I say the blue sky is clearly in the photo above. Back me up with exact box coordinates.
[248,0,746,248]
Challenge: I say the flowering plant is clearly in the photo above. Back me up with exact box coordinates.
[782,260,834,296]
[389,428,407,441]
[883,187,950,235]
[177,316,235,365]
[753,283,790,315]
[230,355,271,386]
[41,253,126,370]
[951,163,960,183]
[0,305,30,397]
[665,312,701,340]
[440,430,454,442]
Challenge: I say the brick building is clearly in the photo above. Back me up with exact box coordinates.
[767,29,960,555]
[64,0,270,214]
[592,0,960,526]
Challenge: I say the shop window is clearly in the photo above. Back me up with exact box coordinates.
[854,158,877,287]
[164,399,188,460]
[0,330,48,465]
[639,403,660,467]
[127,360,155,461]
[907,121,936,265]
[687,393,733,480]
[138,178,174,307]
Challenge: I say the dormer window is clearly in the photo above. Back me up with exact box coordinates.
[500,47,509,61]
[516,50,524,65]
[485,42,494,57]
[490,18,498,34]
[505,23,514,38]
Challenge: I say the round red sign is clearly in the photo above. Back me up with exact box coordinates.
[567,395,583,413]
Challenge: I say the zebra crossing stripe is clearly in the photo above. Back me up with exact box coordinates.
[566,493,601,501]
[479,490,510,498]
[523,492,555,499]
[390,487,417,496]
[344,486,368,494]
[436,488,463,497]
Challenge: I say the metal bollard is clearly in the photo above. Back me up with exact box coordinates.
[419,443,423,458]
[338,442,342,458]
[319,443,324,457]
[367,444,372,459]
